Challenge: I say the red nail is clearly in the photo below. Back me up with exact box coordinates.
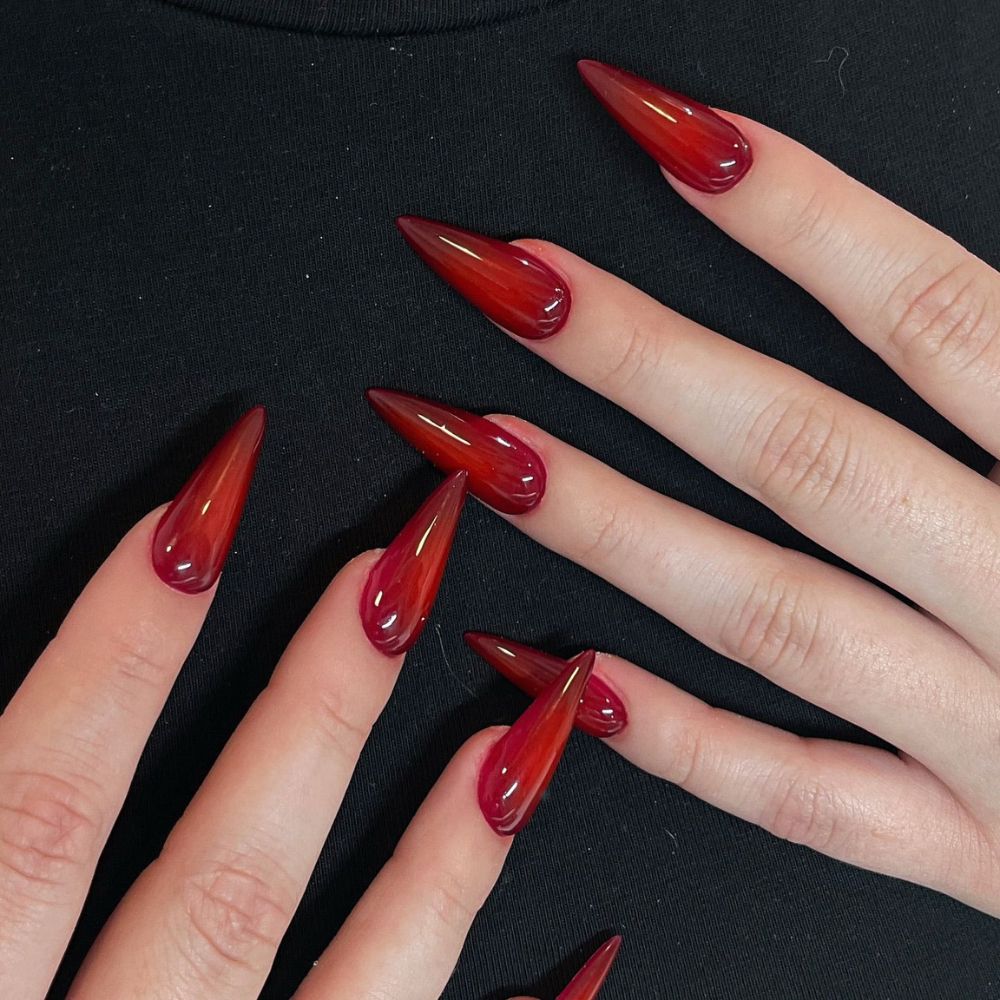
[366,388,545,515]
[478,651,594,836]
[396,216,570,341]
[556,936,623,1000]
[578,59,752,194]
[464,632,627,738]
[152,406,266,594]
[360,470,468,656]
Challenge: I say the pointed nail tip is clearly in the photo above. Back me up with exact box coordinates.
[365,387,397,411]
[568,651,597,687]
[395,214,425,239]
[577,58,616,87]
[241,405,268,442]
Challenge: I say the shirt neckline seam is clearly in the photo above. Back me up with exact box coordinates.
[155,0,578,38]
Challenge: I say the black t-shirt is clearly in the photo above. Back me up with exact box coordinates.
[3,1,999,996]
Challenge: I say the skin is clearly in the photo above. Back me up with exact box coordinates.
[0,529,510,999]
[490,113,1000,916]
[1,110,999,997]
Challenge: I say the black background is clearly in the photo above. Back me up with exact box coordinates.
[3,0,1000,996]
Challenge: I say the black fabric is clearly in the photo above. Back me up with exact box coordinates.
[2,1,999,997]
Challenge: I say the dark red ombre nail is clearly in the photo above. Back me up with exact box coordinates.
[151,406,266,594]
[360,470,468,656]
[557,936,623,1000]
[396,216,570,340]
[366,388,545,515]
[464,632,627,738]
[577,59,752,194]
[478,651,594,836]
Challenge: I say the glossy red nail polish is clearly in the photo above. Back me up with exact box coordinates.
[464,632,627,738]
[478,651,594,836]
[366,388,545,515]
[396,216,571,341]
[360,470,468,656]
[151,406,266,594]
[557,936,623,1000]
[577,59,752,194]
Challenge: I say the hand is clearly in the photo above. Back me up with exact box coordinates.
[380,60,1000,918]
[0,410,605,998]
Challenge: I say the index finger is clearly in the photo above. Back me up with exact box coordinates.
[579,60,1000,459]
[0,407,264,1000]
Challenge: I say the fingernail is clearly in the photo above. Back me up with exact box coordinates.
[577,59,752,194]
[557,936,623,1000]
[152,406,267,594]
[366,388,545,515]
[360,470,468,656]
[478,651,594,836]
[396,216,570,341]
[464,632,627,738]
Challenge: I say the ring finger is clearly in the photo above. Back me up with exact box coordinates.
[486,418,1000,811]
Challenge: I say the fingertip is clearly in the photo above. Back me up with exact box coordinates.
[454,726,510,780]
[484,413,550,453]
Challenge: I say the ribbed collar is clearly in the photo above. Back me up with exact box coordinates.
[163,0,568,35]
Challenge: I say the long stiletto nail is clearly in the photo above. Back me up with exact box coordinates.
[360,470,468,656]
[557,936,623,1000]
[464,632,627,738]
[577,59,752,194]
[366,388,545,515]
[396,216,571,341]
[478,651,594,836]
[152,406,266,594]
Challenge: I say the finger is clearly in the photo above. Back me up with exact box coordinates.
[392,217,1000,657]
[505,239,1000,658]
[0,409,263,1000]
[293,730,513,1000]
[595,651,998,916]
[578,61,1000,459]
[72,475,467,999]
[504,936,622,1000]
[69,553,397,998]
[483,417,1000,812]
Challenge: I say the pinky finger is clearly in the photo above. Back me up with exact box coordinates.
[292,730,512,1000]
[600,654,996,912]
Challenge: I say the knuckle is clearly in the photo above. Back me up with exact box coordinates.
[744,392,857,512]
[578,499,640,567]
[774,186,838,253]
[717,570,821,678]
[0,770,105,901]
[761,771,845,853]
[596,320,664,397]
[51,617,175,693]
[882,254,1000,380]
[420,865,480,939]
[660,723,709,790]
[104,626,175,689]
[307,686,373,766]
[178,850,297,976]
